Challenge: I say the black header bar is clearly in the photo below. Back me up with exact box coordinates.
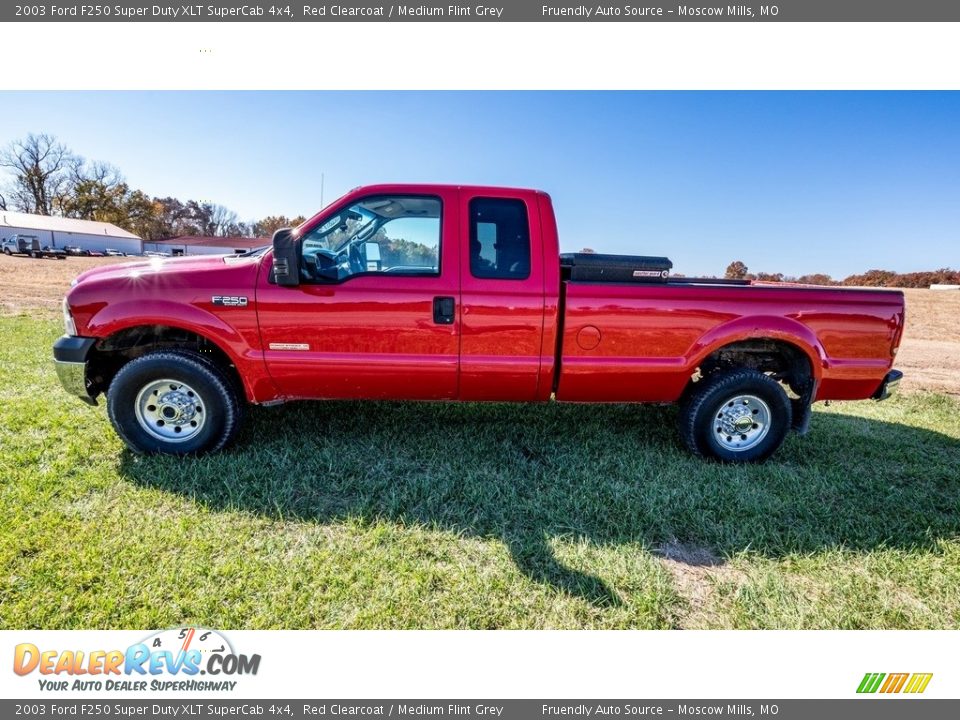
[7,0,960,22]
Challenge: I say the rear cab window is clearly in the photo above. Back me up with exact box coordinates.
[469,197,531,280]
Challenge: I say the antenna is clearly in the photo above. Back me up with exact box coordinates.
[321,173,325,208]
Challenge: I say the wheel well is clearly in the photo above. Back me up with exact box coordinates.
[694,339,814,398]
[87,325,244,400]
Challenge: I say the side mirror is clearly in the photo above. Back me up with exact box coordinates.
[271,227,299,287]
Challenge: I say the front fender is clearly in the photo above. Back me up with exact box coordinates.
[82,300,274,403]
[86,300,245,353]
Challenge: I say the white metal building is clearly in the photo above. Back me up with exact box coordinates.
[143,236,268,256]
[0,211,143,254]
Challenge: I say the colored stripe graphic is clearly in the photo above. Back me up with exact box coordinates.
[857,672,932,694]
[857,673,885,693]
[904,673,933,694]
[880,673,909,693]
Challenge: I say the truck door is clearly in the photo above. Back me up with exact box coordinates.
[255,190,461,400]
[458,189,546,401]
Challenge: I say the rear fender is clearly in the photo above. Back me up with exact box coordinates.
[687,315,826,384]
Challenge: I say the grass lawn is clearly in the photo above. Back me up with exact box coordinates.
[2,314,959,629]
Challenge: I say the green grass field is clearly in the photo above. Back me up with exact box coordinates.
[2,314,959,629]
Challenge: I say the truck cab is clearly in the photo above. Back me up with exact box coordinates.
[264,184,558,402]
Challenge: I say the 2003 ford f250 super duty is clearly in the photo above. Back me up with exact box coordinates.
[53,184,905,462]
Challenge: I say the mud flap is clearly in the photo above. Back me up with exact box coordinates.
[790,381,816,435]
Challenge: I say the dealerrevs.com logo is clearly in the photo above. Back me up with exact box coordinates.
[13,628,261,693]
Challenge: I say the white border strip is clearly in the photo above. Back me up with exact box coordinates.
[2,22,958,90]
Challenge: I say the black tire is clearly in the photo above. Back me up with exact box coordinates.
[678,369,792,463]
[3,248,11,255]
[107,350,243,455]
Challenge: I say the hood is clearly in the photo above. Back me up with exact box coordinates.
[65,252,266,337]
[72,254,249,287]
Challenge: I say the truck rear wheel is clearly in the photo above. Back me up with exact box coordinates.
[107,350,243,455]
[678,368,792,463]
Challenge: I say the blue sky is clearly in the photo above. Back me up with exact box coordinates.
[0,91,957,277]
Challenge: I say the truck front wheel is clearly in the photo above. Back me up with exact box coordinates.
[678,368,792,463]
[107,350,243,455]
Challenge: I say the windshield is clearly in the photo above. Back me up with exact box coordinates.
[296,195,442,283]
[301,206,379,254]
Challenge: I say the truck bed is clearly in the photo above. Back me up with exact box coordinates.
[555,280,905,404]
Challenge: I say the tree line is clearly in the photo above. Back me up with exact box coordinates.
[3,133,952,284]
[0,133,305,240]
[724,260,959,288]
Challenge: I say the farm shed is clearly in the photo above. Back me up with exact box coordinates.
[143,236,268,256]
[0,211,142,254]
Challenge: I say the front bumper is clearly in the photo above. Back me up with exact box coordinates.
[872,369,903,401]
[52,335,98,405]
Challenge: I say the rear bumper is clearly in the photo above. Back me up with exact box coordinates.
[52,335,98,406]
[872,369,903,401]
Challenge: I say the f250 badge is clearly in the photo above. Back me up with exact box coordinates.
[212,295,249,307]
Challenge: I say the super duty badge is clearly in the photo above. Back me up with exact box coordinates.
[212,295,249,307]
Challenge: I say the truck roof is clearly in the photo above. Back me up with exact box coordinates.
[299,184,551,231]
[345,183,548,196]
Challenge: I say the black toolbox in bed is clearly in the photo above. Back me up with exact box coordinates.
[560,253,673,283]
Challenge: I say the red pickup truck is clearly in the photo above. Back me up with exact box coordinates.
[53,184,905,462]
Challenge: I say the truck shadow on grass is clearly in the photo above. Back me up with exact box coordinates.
[119,397,960,607]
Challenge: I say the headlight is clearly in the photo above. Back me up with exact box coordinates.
[62,298,77,336]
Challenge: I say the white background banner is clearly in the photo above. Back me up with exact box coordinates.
[1,630,951,699]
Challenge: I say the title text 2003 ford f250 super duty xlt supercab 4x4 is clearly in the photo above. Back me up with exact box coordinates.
[53,184,905,462]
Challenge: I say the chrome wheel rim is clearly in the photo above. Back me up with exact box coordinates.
[134,378,207,442]
[713,394,771,452]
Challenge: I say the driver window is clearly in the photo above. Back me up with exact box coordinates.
[299,195,441,282]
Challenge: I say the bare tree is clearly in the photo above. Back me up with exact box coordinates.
[69,159,123,186]
[0,133,76,215]
[205,203,241,236]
